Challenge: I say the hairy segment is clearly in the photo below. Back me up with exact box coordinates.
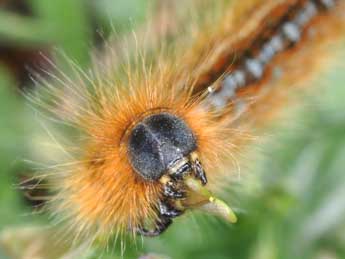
[201,0,342,110]
[30,0,345,250]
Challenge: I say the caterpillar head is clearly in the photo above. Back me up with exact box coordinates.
[127,112,236,236]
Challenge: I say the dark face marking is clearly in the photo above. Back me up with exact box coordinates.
[128,113,197,181]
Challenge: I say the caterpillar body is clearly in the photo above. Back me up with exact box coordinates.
[31,0,345,250]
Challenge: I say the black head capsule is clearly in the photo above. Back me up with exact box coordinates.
[128,112,236,236]
[128,112,214,236]
[128,112,198,181]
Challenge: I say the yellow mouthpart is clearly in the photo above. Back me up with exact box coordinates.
[179,176,237,224]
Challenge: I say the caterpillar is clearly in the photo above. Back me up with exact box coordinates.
[29,0,345,251]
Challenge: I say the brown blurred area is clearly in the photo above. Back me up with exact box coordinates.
[0,0,48,89]
[0,47,50,89]
[0,0,31,15]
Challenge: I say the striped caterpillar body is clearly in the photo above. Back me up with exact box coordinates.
[33,0,345,250]
[205,0,340,109]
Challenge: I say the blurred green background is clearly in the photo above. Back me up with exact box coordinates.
[0,1,345,258]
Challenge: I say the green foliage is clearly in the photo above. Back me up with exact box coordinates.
[0,68,33,228]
